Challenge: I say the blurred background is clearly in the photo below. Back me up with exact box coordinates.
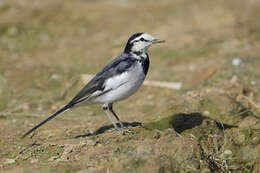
[0,0,260,172]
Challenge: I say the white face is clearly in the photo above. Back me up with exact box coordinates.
[130,33,156,52]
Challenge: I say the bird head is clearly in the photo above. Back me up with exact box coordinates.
[124,33,165,54]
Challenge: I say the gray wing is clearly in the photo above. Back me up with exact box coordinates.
[66,54,137,107]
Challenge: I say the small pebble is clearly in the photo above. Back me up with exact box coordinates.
[251,80,256,85]
[224,149,232,155]
[232,58,242,67]
[202,110,210,116]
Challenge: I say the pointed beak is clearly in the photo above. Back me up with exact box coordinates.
[152,38,165,44]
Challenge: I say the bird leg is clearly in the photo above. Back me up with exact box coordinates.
[108,103,124,128]
[103,104,123,132]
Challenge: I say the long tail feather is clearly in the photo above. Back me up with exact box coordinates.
[22,106,69,138]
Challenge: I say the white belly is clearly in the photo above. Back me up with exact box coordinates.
[91,63,145,104]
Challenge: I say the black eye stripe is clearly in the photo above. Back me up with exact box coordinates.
[140,38,149,42]
[132,38,149,43]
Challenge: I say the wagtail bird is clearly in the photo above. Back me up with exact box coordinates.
[22,32,165,138]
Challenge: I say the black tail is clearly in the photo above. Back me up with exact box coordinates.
[22,106,69,138]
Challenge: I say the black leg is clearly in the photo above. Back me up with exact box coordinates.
[108,103,124,128]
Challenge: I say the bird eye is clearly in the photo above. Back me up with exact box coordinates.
[140,38,145,41]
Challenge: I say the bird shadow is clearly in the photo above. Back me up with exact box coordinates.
[144,112,236,133]
[75,121,142,138]
[170,112,235,133]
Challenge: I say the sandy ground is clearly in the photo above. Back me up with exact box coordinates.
[0,0,260,172]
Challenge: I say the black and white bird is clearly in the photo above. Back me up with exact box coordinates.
[22,32,165,138]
